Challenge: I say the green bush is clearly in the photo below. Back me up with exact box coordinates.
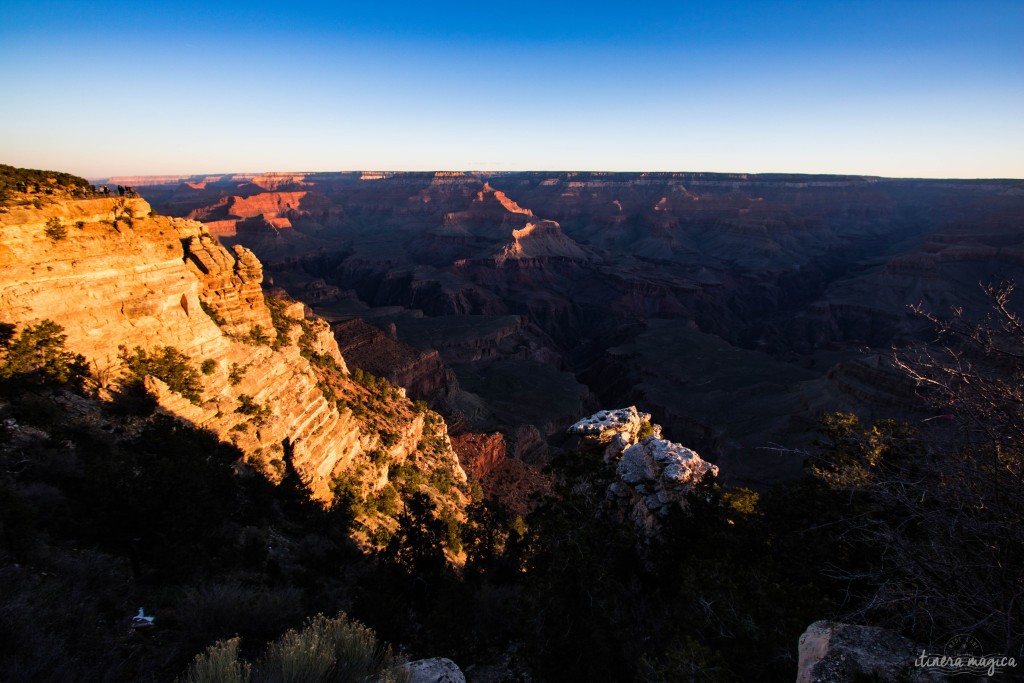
[44,217,67,241]
[246,325,271,347]
[0,319,89,390]
[235,394,271,425]
[228,362,245,386]
[119,345,203,404]
[201,359,217,375]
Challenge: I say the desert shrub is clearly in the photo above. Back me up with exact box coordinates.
[235,394,272,425]
[0,319,89,390]
[246,325,271,347]
[201,359,217,375]
[179,637,248,683]
[228,362,245,386]
[120,345,203,404]
[637,420,654,439]
[181,612,407,683]
[44,216,67,241]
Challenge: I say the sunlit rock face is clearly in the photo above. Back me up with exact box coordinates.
[610,436,718,535]
[568,406,657,461]
[568,406,651,442]
[0,196,463,503]
[569,407,717,536]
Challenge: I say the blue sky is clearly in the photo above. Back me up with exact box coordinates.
[1,1,1021,178]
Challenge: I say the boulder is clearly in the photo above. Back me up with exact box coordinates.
[403,657,466,683]
[609,436,718,536]
[797,620,946,683]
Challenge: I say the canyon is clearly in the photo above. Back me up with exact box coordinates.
[118,170,1024,487]
[0,193,467,531]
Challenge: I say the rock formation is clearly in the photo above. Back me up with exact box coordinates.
[609,436,718,534]
[568,406,658,461]
[0,195,465,509]
[797,621,946,683]
[569,407,717,536]
[129,170,1024,487]
[403,657,466,683]
[332,318,457,401]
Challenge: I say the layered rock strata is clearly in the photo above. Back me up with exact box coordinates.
[332,318,457,401]
[0,197,463,501]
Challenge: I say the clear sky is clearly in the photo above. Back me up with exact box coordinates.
[1,1,1021,178]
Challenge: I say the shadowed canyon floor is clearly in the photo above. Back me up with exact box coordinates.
[121,170,1024,487]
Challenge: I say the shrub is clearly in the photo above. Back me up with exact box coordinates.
[228,362,245,386]
[637,420,654,439]
[180,612,407,683]
[201,359,217,375]
[235,394,271,425]
[265,296,298,350]
[246,325,271,347]
[0,319,89,390]
[119,345,203,404]
[180,638,248,683]
[44,217,67,241]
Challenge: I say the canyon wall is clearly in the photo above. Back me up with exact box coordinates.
[0,196,464,502]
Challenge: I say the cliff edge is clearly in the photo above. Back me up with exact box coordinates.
[0,195,465,510]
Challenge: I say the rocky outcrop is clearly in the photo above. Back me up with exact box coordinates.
[185,235,276,342]
[568,406,657,461]
[0,197,463,505]
[609,437,718,534]
[450,431,506,480]
[495,220,587,263]
[403,657,466,683]
[570,407,717,536]
[797,621,946,683]
[569,406,651,442]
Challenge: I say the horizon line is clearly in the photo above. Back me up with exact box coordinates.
[88,169,1024,183]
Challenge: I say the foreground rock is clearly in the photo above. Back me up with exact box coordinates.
[403,657,466,683]
[797,621,947,683]
[0,196,466,516]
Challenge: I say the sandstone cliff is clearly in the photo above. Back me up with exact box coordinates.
[0,196,466,512]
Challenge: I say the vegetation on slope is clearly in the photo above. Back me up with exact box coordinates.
[0,163,96,204]
[2,285,1022,680]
